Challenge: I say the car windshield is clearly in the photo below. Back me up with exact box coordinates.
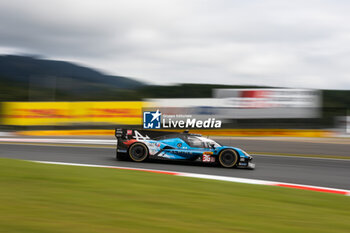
[186,136,221,148]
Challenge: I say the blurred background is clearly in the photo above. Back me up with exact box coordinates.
[0,0,349,137]
[1,2,350,232]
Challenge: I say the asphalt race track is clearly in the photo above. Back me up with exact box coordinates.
[0,141,349,190]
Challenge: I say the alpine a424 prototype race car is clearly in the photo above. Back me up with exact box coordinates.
[115,129,255,169]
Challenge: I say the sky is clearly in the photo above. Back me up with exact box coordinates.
[0,0,350,89]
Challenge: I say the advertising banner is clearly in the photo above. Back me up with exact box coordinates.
[147,89,321,120]
[1,101,144,126]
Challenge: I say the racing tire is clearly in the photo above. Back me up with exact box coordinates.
[128,143,149,162]
[218,149,238,168]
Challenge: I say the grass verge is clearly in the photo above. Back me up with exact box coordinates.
[0,158,349,233]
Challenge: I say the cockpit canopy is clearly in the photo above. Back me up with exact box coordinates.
[186,136,221,148]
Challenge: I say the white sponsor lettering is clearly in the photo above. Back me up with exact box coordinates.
[162,118,221,129]
[133,130,150,141]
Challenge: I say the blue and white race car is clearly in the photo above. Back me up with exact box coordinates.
[115,129,255,169]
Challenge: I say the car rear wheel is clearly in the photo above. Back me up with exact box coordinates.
[128,143,149,162]
[218,149,238,168]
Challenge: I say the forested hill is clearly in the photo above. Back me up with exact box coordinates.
[0,55,349,109]
[0,55,145,93]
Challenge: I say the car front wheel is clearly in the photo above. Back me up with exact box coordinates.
[218,149,238,168]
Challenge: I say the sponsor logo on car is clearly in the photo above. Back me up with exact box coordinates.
[202,154,211,162]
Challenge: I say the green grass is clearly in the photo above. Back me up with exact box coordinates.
[0,158,349,233]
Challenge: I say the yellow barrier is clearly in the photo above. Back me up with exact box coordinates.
[2,102,145,126]
[16,129,115,136]
[15,129,333,137]
[187,129,333,137]
[2,102,71,126]
[2,101,332,137]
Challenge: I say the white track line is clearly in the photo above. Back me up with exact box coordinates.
[32,160,350,196]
